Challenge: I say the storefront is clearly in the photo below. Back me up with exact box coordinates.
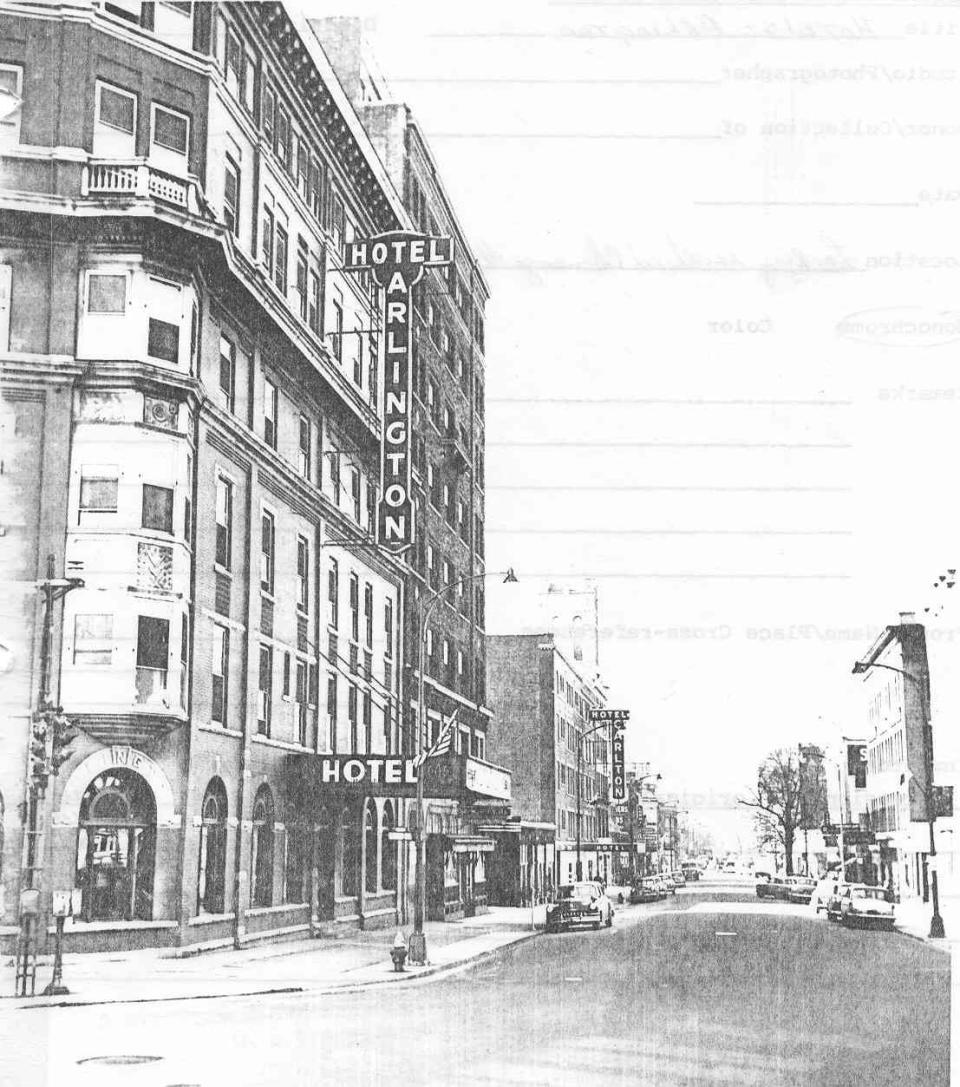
[481,820,555,906]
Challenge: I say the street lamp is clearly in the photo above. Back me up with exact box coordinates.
[852,657,944,939]
[408,566,517,965]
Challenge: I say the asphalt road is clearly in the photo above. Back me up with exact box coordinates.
[2,882,949,1087]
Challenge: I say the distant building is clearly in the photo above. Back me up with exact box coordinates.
[485,634,612,898]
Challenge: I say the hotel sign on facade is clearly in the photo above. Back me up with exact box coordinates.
[343,232,454,553]
[588,708,629,800]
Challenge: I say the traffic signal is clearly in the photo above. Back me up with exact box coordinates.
[29,715,49,792]
[49,708,78,775]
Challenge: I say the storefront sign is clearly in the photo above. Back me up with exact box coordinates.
[318,755,419,789]
[464,757,511,801]
[587,709,630,724]
[611,724,626,801]
[343,232,454,553]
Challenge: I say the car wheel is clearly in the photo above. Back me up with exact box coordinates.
[593,919,601,930]
[605,910,613,928]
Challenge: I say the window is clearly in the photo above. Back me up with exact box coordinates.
[328,444,341,500]
[225,27,243,97]
[260,511,275,594]
[363,692,372,753]
[328,558,339,629]
[218,335,235,412]
[327,673,338,750]
[443,558,452,586]
[150,103,190,171]
[282,651,291,698]
[308,160,323,221]
[298,416,311,480]
[275,223,288,294]
[296,659,309,745]
[366,482,376,533]
[308,268,321,333]
[368,332,379,408]
[261,203,274,276]
[275,106,290,169]
[363,583,373,647]
[297,535,309,612]
[142,484,173,533]
[457,649,464,676]
[197,777,227,915]
[211,625,229,724]
[215,476,233,569]
[79,466,118,514]
[349,573,359,641]
[136,615,169,704]
[295,243,308,321]
[155,2,194,50]
[331,296,343,361]
[262,84,275,144]
[73,614,113,665]
[258,645,273,734]
[331,195,344,251]
[263,378,277,448]
[384,600,394,660]
[147,315,179,365]
[94,81,136,157]
[87,272,127,314]
[0,65,23,144]
[353,322,363,386]
[224,155,241,237]
[251,785,274,905]
[348,684,358,750]
[243,47,256,113]
[442,638,450,666]
[350,468,361,522]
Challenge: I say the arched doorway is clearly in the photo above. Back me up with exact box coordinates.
[76,768,156,922]
[251,785,274,908]
[381,801,396,892]
[197,778,227,914]
[364,801,378,894]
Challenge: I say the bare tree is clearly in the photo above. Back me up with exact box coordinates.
[739,748,804,875]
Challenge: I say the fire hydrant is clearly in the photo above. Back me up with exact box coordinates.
[390,930,408,972]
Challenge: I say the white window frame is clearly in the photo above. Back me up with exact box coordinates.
[150,101,190,175]
[0,64,23,145]
[94,80,137,158]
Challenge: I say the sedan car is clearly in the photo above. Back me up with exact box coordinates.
[545,882,614,932]
[787,876,818,904]
[681,863,700,882]
[756,875,790,900]
[671,869,686,888]
[811,876,841,915]
[661,873,677,895]
[629,878,661,904]
[837,884,895,930]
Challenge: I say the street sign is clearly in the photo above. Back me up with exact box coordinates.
[343,232,454,554]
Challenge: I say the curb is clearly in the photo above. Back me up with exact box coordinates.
[11,930,539,1010]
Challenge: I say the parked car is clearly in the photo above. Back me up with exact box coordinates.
[629,877,661,904]
[723,860,738,873]
[661,873,677,894]
[787,876,818,904]
[681,862,700,882]
[545,882,614,932]
[756,875,790,900]
[671,869,686,888]
[835,884,895,930]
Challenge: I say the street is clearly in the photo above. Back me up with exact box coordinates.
[1,880,948,1087]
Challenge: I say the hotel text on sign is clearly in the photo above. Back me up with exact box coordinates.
[343,232,454,553]
[589,709,629,800]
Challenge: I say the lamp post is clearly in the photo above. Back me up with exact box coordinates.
[852,656,944,939]
[408,567,517,966]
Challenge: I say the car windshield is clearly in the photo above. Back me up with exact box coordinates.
[559,884,596,902]
[853,887,887,900]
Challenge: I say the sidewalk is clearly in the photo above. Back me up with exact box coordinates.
[2,908,541,1009]
[894,892,960,952]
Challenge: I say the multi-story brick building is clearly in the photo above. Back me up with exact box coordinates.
[0,0,479,954]
[484,634,612,900]
[315,18,504,921]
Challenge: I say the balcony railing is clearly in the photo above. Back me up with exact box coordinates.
[81,159,204,216]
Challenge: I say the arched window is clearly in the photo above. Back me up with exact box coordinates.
[76,769,157,922]
[340,805,359,898]
[380,801,396,892]
[364,802,378,893]
[197,778,227,914]
[284,802,308,905]
[251,784,274,908]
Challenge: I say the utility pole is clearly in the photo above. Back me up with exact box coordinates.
[15,556,83,996]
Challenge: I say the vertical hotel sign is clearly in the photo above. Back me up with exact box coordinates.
[343,232,454,553]
[588,708,629,800]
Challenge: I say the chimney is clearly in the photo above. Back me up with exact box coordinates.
[899,611,916,625]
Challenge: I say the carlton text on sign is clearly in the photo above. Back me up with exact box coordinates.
[343,231,454,553]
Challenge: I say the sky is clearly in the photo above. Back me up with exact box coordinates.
[302,0,960,807]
